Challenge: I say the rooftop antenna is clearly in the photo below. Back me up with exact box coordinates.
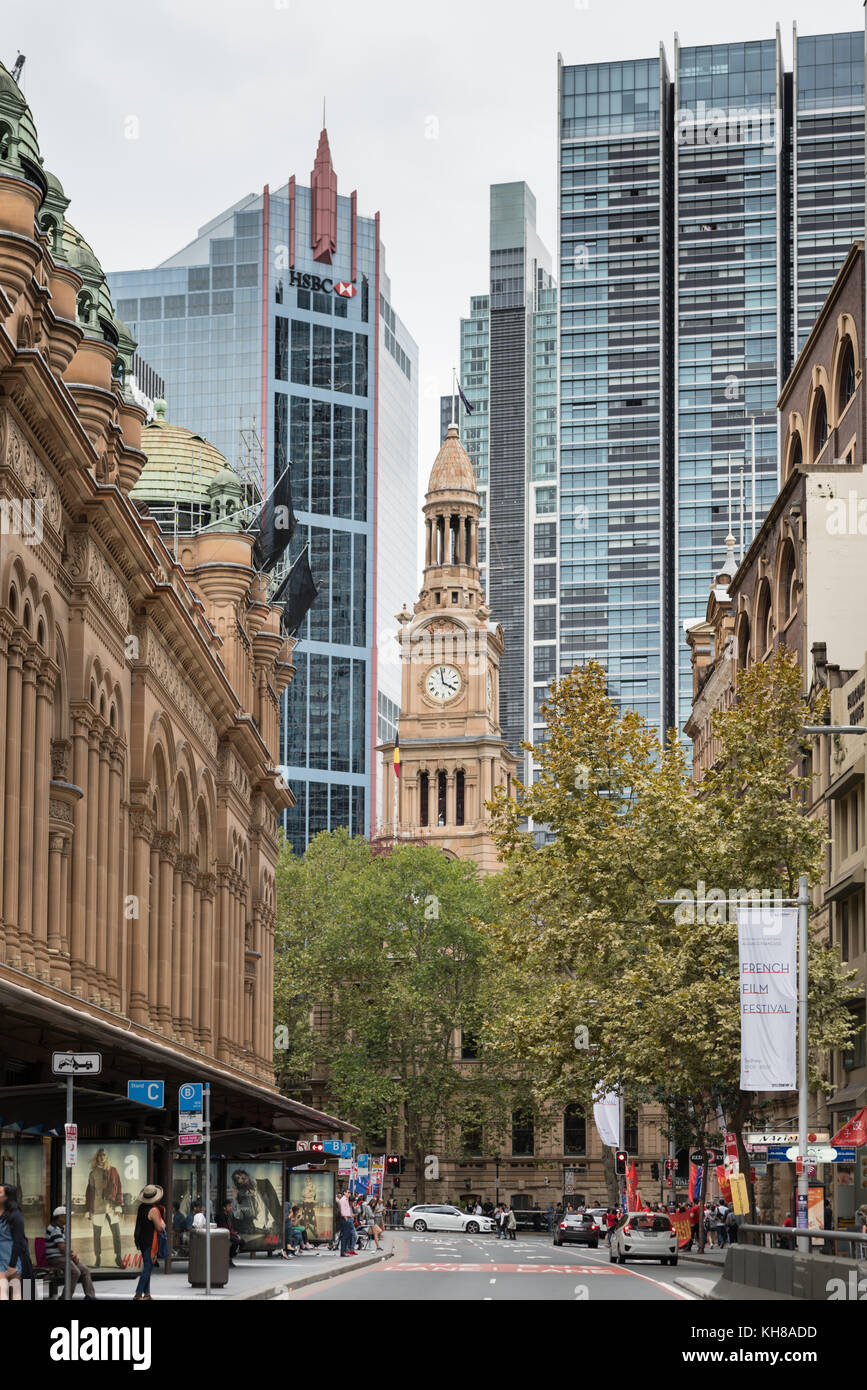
[11,53,25,85]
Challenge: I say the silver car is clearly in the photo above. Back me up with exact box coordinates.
[609,1212,679,1266]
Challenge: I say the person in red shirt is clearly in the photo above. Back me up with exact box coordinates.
[605,1208,618,1244]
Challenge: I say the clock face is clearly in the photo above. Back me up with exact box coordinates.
[425,664,461,703]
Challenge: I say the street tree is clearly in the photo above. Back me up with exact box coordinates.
[275,830,520,1200]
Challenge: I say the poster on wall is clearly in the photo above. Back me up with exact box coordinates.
[226,1162,283,1251]
[288,1169,334,1243]
[68,1142,148,1272]
[0,1134,50,1250]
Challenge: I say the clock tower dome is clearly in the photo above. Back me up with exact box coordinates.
[379,423,517,871]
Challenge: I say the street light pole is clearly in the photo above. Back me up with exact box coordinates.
[797,874,810,1250]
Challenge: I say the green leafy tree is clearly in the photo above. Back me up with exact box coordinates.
[484,653,858,1224]
[275,830,518,1200]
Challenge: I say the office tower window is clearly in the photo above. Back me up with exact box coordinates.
[331,656,351,768]
[534,646,556,681]
[312,324,332,389]
[275,317,288,380]
[312,401,331,514]
[352,535,366,647]
[333,405,353,519]
[352,659,366,775]
[353,409,367,521]
[534,606,556,640]
[355,334,368,396]
[291,320,310,384]
[534,523,556,558]
[334,329,353,393]
[290,397,310,510]
[534,564,556,599]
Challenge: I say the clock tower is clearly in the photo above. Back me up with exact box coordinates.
[379,424,517,871]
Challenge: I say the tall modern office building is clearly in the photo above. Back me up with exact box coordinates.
[441,183,557,774]
[558,28,864,738]
[108,130,418,852]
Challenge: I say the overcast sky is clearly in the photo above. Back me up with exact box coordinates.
[5,0,864,477]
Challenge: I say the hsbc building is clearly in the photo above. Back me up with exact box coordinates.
[108,128,419,851]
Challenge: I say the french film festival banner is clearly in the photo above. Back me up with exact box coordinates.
[736,905,797,1091]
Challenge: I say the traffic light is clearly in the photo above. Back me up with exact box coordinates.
[615,1150,628,1175]
[650,1161,660,1181]
[308,1140,325,1166]
[385,1154,404,1174]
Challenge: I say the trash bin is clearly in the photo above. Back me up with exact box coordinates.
[187,1227,230,1287]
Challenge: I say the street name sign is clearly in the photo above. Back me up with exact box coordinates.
[746,1130,829,1145]
[52,1052,101,1075]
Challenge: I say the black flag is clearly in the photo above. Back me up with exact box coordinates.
[273,545,319,636]
[252,462,296,572]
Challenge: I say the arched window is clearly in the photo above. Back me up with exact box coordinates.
[839,338,856,415]
[77,291,93,327]
[0,123,12,162]
[777,540,796,625]
[788,432,803,479]
[563,1104,586,1156]
[419,771,429,827]
[755,581,772,656]
[437,771,447,826]
[813,388,828,458]
[455,769,465,826]
[737,613,750,671]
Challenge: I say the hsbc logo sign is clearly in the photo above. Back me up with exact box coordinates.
[288,268,357,298]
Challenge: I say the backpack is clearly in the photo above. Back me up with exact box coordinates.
[726,1210,737,1228]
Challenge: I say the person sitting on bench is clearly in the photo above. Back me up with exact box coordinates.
[45,1207,96,1299]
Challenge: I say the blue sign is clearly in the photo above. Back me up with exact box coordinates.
[323,1140,352,1158]
[127,1081,164,1109]
[179,1083,203,1112]
[766,1145,855,1164]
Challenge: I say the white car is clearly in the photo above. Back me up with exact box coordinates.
[609,1212,679,1266]
[403,1204,494,1234]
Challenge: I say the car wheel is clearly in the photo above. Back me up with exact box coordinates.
[413,1220,427,1232]
[466,1221,479,1234]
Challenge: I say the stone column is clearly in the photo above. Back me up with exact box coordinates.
[171,857,182,1033]
[148,843,160,1022]
[128,809,152,1024]
[216,867,231,1060]
[106,744,123,1007]
[84,724,100,995]
[16,647,38,968]
[0,619,10,948]
[31,666,54,977]
[95,735,111,993]
[157,836,175,1029]
[180,855,196,1045]
[69,713,89,993]
[198,875,216,1050]
[3,635,26,962]
[47,834,64,960]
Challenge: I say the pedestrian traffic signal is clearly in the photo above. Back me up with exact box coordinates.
[615,1150,628,1175]
[309,1141,324,1154]
[650,1161,660,1181]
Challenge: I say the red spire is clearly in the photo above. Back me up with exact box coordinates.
[310,128,337,265]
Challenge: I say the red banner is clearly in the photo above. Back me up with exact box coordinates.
[716,1166,733,1205]
[626,1162,639,1211]
[671,1212,692,1248]
[831,1108,866,1148]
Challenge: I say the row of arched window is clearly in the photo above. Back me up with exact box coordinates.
[783,325,858,481]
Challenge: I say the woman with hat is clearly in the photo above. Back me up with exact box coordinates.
[132,1184,165,1301]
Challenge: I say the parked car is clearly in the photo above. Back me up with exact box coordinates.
[403,1204,494,1234]
[554,1214,600,1248]
[609,1212,678,1266]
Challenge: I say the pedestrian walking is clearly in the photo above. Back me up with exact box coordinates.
[0,1184,30,1301]
[605,1208,617,1244]
[132,1184,165,1300]
[715,1203,729,1249]
[725,1208,739,1244]
[506,1206,517,1241]
[45,1207,96,1299]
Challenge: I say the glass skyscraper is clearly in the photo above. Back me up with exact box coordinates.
[558,29,864,737]
[108,130,418,852]
[441,183,556,775]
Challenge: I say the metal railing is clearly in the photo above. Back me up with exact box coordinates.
[740,1223,867,1259]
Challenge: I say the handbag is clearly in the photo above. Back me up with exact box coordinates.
[156,1227,169,1259]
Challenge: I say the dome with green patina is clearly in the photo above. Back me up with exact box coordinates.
[0,60,45,195]
[133,401,242,508]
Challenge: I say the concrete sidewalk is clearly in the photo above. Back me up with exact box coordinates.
[63,1243,392,1301]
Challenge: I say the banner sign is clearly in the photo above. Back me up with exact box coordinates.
[831,1108,866,1148]
[737,906,797,1090]
[671,1212,692,1248]
[593,1085,620,1149]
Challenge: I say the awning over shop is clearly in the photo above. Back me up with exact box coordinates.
[827,1081,867,1109]
[0,1084,166,1131]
